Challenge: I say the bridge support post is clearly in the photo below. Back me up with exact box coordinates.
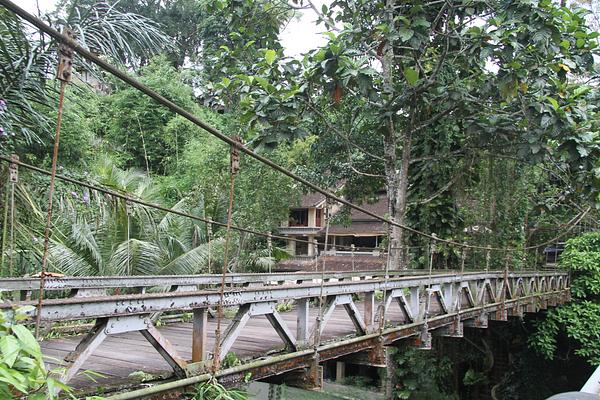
[364,291,375,332]
[434,316,463,338]
[408,325,432,350]
[490,307,508,321]
[525,298,537,313]
[283,356,323,390]
[192,308,208,362]
[335,361,346,382]
[338,340,387,367]
[508,303,524,318]
[296,298,310,347]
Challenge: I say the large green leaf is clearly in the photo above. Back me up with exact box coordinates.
[0,336,20,368]
[403,67,419,86]
[11,325,41,361]
[264,49,277,66]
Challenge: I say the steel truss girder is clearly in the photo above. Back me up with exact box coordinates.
[173,292,567,398]
[59,315,186,390]
[0,270,436,293]
[383,287,419,322]
[0,271,568,397]
[219,301,296,361]
[310,294,366,343]
[4,272,568,323]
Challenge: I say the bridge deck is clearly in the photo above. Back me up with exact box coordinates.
[42,302,398,389]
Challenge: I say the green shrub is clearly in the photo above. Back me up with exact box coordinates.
[0,307,71,399]
[530,232,600,365]
[191,379,247,400]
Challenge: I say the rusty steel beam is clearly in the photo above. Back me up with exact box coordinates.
[0,269,447,292]
[1,272,566,323]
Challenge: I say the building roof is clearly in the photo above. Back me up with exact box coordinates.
[345,196,388,221]
[296,181,347,208]
[285,192,389,236]
[297,192,327,208]
[326,195,388,235]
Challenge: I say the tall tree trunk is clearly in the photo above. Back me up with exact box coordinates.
[385,124,412,271]
[380,0,411,270]
[382,126,399,271]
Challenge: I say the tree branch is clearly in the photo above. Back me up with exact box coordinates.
[409,158,472,206]
[306,100,385,161]
[307,0,340,31]
[346,163,386,178]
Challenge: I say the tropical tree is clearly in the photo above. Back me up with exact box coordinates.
[231,0,599,269]
[0,1,171,157]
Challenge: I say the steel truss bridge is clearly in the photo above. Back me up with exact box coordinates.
[0,269,569,398]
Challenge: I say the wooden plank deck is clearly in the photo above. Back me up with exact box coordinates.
[41,302,409,389]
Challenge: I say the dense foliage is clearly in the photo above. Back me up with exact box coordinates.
[230,0,600,268]
[530,232,600,365]
[0,307,70,399]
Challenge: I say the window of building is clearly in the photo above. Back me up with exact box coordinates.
[289,209,308,227]
[295,236,309,255]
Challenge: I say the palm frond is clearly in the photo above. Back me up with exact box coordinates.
[68,218,104,271]
[107,239,163,276]
[61,2,172,69]
[48,241,96,276]
[0,8,51,147]
[159,238,225,275]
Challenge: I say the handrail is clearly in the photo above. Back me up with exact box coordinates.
[0,269,460,292]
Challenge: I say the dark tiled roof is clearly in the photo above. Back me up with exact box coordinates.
[296,182,346,208]
[297,192,326,208]
[327,195,388,234]
[346,196,388,220]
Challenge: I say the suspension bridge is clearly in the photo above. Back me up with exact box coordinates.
[0,1,587,398]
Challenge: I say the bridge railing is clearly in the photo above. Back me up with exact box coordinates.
[0,270,570,391]
[0,269,461,298]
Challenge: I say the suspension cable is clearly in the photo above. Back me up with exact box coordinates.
[378,222,393,333]
[0,176,9,276]
[8,163,15,277]
[34,31,74,338]
[212,139,240,373]
[206,218,212,274]
[313,199,332,351]
[0,156,370,253]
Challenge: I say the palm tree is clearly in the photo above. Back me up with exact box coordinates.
[0,2,171,153]
[45,160,217,277]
